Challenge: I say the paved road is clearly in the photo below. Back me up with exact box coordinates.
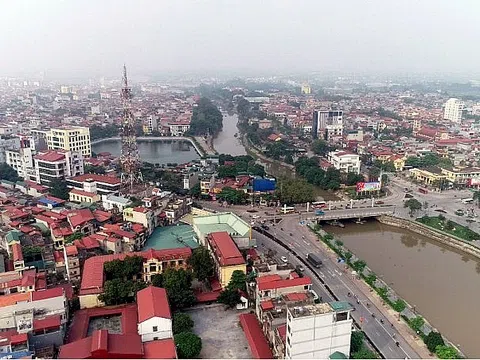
[254,220,418,359]
[201,201,419,359]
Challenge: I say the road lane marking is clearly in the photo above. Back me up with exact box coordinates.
[388,346,393,351]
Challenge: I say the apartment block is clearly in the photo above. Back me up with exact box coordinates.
[443,98,464,123]
[34,126,91,157]
[34,150,84,185]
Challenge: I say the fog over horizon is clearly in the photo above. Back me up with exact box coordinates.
[1,0,479,79]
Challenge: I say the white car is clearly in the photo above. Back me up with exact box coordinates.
[252,215,260,219]
[281,256,288,263]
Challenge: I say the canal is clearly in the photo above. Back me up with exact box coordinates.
[213,113,246,156]
[325,220,480,357]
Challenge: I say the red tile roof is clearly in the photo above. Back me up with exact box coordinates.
[137,286,171,322]
[257,274,282,284]
[277,324,287,344]
[12,243,23,262]
[35,150,66,162]
[32,287,64,301]
[207,231,245,267]
[260,300,274,311]
[67,304,138,343]
[195,290,220,303]
[143,338,177,359]
[285,292,308,301]
[239,313,273,359]
[33,314,61,331]
[70,173,121,185]
[74,235,102,250]
[93,209,112,223]
[67,209,95,228]
[258,276,312,291]
[65,245,78,256]
[59,330,143,359]
[10,333,28,345]
[79,248,191,295]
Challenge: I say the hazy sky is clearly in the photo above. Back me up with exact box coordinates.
[1,0,479,78]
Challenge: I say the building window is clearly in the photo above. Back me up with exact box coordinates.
[178,260,183,265]
[153,337,159,340]
[153,326,158,332]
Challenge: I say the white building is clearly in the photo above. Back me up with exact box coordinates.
[285,302,352,359]
[32,126,91,157]
[328,150,361,174]
[313,110,343,139]
[444,98,465,123]
[144,115,158,134]
[0,136,20,163]
[168,121,190,136]
[102,194,132,212]
[34,150,84,186]
[5,136,38,182]
[137,286,173,342]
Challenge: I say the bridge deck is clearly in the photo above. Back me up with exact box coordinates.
[315,206,395,220]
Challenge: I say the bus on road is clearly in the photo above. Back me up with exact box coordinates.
[311,201,327,209]
[461,198,474,204]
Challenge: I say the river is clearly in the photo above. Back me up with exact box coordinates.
[325,220,480,357]
[213,113,246,156]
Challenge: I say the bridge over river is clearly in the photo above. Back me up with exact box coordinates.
[314,205,395,221]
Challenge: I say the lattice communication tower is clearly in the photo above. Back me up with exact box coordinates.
[119,65,143,189]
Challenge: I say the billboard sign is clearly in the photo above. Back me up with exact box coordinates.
[356,181,381,192]
[468,178,480,186]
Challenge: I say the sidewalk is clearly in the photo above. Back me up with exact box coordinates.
[317,238,435,359]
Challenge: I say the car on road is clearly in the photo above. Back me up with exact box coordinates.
[280,256,288,263]
[455,209,465,216]
[434,209,447,213]
[375,200,384,205]
[261,224,269,230]
[252,215,260,219]
[296,265,305,272]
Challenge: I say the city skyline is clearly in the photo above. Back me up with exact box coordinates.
[1,0,480,79]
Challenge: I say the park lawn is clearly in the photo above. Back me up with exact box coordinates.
[417,216,480,241]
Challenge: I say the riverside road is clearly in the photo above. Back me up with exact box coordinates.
[200,201,422,359]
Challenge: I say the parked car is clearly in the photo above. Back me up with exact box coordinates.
[281,256,288,263]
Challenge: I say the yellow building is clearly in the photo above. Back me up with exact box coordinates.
[44,126,91,157]
[390,156,406,172]
[206,231,246,288]
[441,167,480,186]
[301,83,311,95]
[123,206,155,235]
[409,167,446,186]
[69,189,100,203]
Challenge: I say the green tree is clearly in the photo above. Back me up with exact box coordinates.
[217,187,249,205]
[369,167,381,182]
[65,232,83,244]
[104,255,144,280]
[474,190,480,208]
[445,220,455,230]
[218,288,241,308]
[409,316,425,332]
[346,172,364,186]
[285,153,294,165]
[84,164,106,174]
[350,331,365,354]
[311,139,330,156]
[89,124,120,141]
[227,270,246,292]
[352,348,377,359]
[276,178,314,204]
[151,273,163,288]
[49,179,69,200]
[0,163,19,182]
[188,97,223,136]
[217,165,238,178]
[187,246,214,282]
[425,331,445,353]
[98,279,134,305]
[189,183,201,197]
[163,268,196,310]
[404,198,422,215]
[174,332,202,359]
[435,345,461,359]
[173,313,194,335]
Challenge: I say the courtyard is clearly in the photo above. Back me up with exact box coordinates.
[187,305,252,359]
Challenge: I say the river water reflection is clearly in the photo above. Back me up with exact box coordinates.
[326,220,480,357]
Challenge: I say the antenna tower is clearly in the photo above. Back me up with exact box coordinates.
[120,65,143,189]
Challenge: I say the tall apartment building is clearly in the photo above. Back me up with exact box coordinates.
[32,126,91,157]
[143,115,158,134]
[34,150,84,186]
[443,98,465,123]
[328,150,361,174]
[5,136,38,182]
[0,135,20,163]
[285,302,353,359]
[312,110,343,140]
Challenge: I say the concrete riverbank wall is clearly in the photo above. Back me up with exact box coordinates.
[378,214,480,260]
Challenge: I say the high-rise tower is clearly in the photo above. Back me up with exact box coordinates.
[120,65,143,189]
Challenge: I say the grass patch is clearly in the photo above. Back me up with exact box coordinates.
[417,216,480,241]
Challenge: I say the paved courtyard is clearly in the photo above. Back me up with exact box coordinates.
[187,305,252,359]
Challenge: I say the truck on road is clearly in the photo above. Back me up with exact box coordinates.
[306,253,323,268]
